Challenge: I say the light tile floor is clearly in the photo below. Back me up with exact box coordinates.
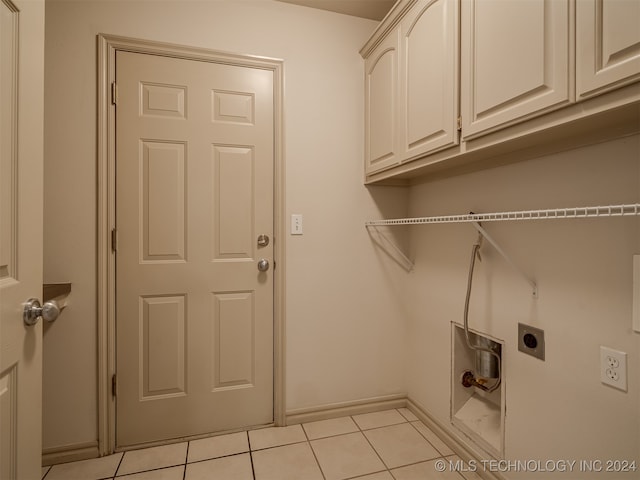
[41,408,481,480]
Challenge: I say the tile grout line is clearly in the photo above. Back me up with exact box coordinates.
[353,408,454,478]
[246,431,258,480]
[112,464,185,479]
[113,451,125,479]
[183,440,190,480]
[301,422,327,480]
[185,450,252,466]
[350,411,398,476]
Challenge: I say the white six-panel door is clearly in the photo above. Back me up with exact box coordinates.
[115,51,274,447]
[0,0,44,478]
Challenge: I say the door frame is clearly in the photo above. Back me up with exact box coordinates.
[97,34,286,454]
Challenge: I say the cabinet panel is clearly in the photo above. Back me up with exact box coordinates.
[365,31,399,174]
[577,0,640,99]
[461,0,571,139]
[400,0,458,160]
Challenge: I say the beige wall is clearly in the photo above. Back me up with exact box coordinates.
[44,0,640,471]
[404,134,640,476]
[43,0,408,451]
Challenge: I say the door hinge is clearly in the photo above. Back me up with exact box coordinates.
[111,82,118,105]
[457,116,462,131]
[111,374,117,398]
[111,228,118,253]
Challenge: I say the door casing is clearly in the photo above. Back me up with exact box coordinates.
[97,34,286,454]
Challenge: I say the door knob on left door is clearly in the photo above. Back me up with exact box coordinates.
[257,259,270,272]
[23,298,61,326]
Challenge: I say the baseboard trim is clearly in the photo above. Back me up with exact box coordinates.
[42,442,100,466]
[286,393,408,425]
[406,398,507,480]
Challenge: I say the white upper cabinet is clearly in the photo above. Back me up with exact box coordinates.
[399,0,459,159]
[577,0,640,99]
[361,0,640,183]
[363,0,458,175]
[460,0,571,139]
[365,30,399,174]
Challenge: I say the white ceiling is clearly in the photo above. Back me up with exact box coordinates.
[277,0,395,21]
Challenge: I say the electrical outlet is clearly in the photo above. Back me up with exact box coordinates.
[518,323,545,360]
[600,346,627,391]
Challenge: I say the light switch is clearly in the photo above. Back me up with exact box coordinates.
[291,214,303,235]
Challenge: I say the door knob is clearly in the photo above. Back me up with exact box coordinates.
[23,298,61,326]
[257,259,270,272]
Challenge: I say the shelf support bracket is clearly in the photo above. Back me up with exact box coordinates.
[366,225,414,272]
[471,222,538,298]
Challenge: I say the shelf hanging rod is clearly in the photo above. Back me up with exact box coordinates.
[365,203,640,227]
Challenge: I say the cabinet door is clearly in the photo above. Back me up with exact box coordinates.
[365,30,399,174]
[399,0,459,160]
[461,0,571,139]
[577,0,640,99]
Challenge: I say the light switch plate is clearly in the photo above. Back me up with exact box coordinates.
[291,214,303,235]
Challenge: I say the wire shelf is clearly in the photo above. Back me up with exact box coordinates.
[365,203,640,227]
